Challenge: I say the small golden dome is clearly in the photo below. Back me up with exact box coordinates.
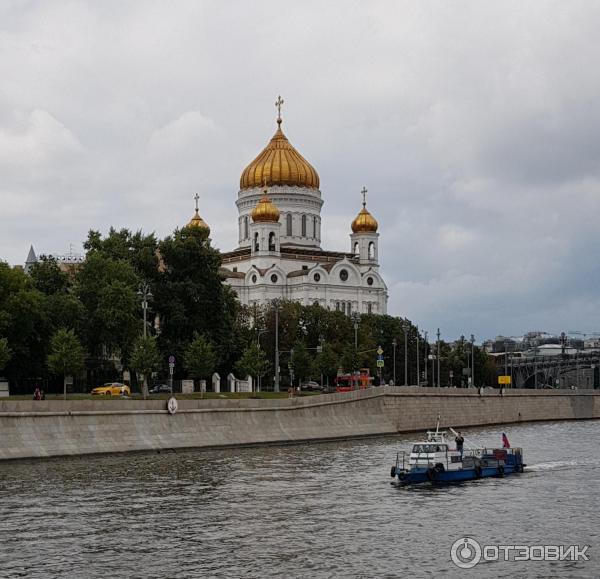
[351,189,378,233]
[186,194,210,233]
[251,192,280,222]
[240,122,320,190]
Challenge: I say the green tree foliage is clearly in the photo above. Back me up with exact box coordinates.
[84,228,159,282]
[184,333,217,385]
[29,256,69,295]
[47,328,86,399]
[0,278,52,381]
[155,226,238,373]
[290,341,312,382]
[130,335,160,398]
[75,253,139,360]
[0,338,12,371]
[311,343,339,385]
[235,343,270,385]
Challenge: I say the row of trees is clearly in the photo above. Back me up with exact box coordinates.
[0,225,497,395]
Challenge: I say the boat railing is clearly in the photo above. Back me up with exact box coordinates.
[395,451,407,471]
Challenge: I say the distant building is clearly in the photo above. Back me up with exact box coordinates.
[23,245,85,277]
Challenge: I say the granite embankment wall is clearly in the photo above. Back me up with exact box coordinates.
[0,386,598,460]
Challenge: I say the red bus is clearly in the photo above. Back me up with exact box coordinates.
[334,368,374,392]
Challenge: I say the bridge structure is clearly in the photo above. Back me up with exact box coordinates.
[496,352,600,389]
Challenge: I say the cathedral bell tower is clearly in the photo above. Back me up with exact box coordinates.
[350,187,379,265]
[249,189,281,262]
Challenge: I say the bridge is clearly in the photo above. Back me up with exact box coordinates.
[495,352,600,389]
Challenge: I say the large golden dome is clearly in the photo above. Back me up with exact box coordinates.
[351,190,378,233]
[251,191,280,222]
[240,121,320,190]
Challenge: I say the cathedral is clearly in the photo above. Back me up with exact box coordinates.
[187,99,388,315]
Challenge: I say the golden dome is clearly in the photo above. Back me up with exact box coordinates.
[240,121,320,190]
[251,192,280,222]
[351,189,378,233]
[186,194,210,233]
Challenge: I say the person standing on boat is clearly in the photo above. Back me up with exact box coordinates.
[455,432,465,456]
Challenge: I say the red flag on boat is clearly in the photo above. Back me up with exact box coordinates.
[502,433,510,448]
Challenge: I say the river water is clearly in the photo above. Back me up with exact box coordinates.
[0,420,598,578]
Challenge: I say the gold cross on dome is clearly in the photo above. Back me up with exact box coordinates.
[275,95,284,124]
[361,186,368,207]
[194,193,200,211]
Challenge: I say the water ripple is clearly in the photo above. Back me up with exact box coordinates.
[0,421,599,578]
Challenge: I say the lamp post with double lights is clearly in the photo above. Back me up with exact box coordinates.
[392,338,397,386]
[137,283,153,339]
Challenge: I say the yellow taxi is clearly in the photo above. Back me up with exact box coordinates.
[91,382,131,396]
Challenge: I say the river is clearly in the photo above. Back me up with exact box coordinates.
[0,420,598,578]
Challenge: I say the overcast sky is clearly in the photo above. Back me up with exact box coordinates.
[1,1,599,341]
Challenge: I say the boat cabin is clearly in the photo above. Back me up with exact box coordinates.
[408,430,463,471]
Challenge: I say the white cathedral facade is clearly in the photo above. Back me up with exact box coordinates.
[189,101,388,315]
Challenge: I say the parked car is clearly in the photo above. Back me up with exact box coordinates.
[91,383,131,396]
[300,381,323,392]
[149,384,172,394]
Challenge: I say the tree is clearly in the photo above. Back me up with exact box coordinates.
[29,256,69,295]
[0,338,11,372]
[130,335,160,399]
[155,226,238,376]
[47,329,86,399]
[290,341,312,383]
[184,333,217,388]
[75,253,140,361]
[235,343,270,391]
[311,343,339,386]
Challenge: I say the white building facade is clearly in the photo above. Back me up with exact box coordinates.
[212,110,388,314]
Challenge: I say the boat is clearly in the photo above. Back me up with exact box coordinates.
[389,418,525,485]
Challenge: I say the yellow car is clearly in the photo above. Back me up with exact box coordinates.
[91,383,131,397]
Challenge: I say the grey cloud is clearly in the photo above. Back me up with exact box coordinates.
[1,0,599,340]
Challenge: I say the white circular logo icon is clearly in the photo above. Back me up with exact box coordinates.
[450,537,482,569]
[167,396,178,415]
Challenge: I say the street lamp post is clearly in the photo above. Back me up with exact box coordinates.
[470,334,475,388]
[137,283,153,339]
[436,328,441,388]
[351,313,360,350]
[424,331,428,385]
[319,335,325,388]
[403,323,408,386]
[272,300,281,392]
[415,327,420,387]
[392,338,397,386]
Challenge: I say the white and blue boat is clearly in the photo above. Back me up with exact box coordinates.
[390,419,525,485]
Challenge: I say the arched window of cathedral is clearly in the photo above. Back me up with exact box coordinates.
[368,242,375,260]
[336,301,340,311]
[347,302,352,314]
[254,232,259,252]
[301,214,307,237]
[268,232,276,252]
[286,214,292,236]
[341,302,346,314]
[313,216,317,238]
[367,276,374,286]
[244,216,249,239]
[354,242,359,256]
[367,303,372,314]
[271,274,278,283]
[339,269,349,282]
[314,273,321,282]
[251,274,257,284]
